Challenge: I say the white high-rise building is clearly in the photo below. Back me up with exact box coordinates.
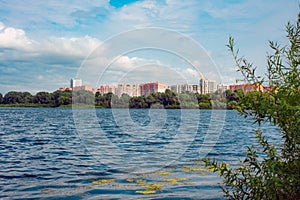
[70,78,82,88]
[199,78,217,94]
[217,83,230,93]
[170,84,200,93]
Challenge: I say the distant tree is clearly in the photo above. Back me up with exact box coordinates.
[101,92,115,108]
[21,92,33,104]
[0,93,3,104]
[95,92,105,107]
[3,91,33,104]
[129,96,148,108]
[145,93,160,107]
[61,90,72,105]
[178,91,198,109]
[211,100,227,109]
[120,93,131,102]
[198,102,211,109]
[34,91,51,104]
[3,91,18,104]
[196,93,211,102]
[224,89,239,102]
[112,93,131,108]
[163,89,180,108]
[72,90,94,105]
[51,90,63,107]
[51,90,72,107]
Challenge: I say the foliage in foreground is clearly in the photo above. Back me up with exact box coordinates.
[203,13,300,199]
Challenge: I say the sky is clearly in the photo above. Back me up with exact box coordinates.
[0,0,299,94]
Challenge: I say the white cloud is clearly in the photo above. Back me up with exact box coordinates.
[105,0,200,33]
[40,35,100,58]
[0,22,101,64]
[0,23,33,50]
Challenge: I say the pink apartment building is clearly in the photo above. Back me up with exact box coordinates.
[140,82,168,96]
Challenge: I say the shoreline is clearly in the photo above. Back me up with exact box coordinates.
[0,104,233,110]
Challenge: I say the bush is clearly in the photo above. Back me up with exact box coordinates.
[203,13,300,199]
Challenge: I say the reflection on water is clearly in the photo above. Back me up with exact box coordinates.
[0,108,280,199]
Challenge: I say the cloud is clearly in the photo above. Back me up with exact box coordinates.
[0,0,299,94]
[0,22,102,93]
[0,22,101,64]
[80,53,204,87]
[100,64,200,86]
[36,36,101,64]
[0,22,33,50]
[100,0,203,34]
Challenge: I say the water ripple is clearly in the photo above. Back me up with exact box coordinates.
[0,108,281,199]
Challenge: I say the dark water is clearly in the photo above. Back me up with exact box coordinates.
[0,108,281,199]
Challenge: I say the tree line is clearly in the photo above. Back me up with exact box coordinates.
[0,88,245,109]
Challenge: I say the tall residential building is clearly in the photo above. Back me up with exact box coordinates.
[97,85,117,95]
[116,84,140,97]
[217,83,230,93]
[140,82,168,96]
[70,78,82,88]
[72,85,97,94]
[170,84,200,93]
[199,78,217,94]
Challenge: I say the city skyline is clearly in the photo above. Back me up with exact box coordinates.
[66,77,243,97]
[0,1,298,94]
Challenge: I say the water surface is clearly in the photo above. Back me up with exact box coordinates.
[0,108,281,199]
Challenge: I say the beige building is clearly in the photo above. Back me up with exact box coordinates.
[73,85,97,94]
[116,84,140,97]
[97,85,117,95]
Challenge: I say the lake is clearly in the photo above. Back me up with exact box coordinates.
[0,108,281,199]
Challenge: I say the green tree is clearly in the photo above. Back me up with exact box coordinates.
[178,91,198,109]
[163,89,180,108]
[101,92,115,108]
[3,91,33,104]
[3,91,19,104]
[115,93,131,108]
[145,94,158,107]
[51,90,72,107]
[204,14,300,199]
[196,93,211,102]
[72,90,94,105]
[21,92,33,104]
[225,89,240,102]
[51,90,63,107]
[34,91,51,104]
[95,92,106,107]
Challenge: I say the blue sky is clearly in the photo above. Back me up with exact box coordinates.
[0,0,298,94]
